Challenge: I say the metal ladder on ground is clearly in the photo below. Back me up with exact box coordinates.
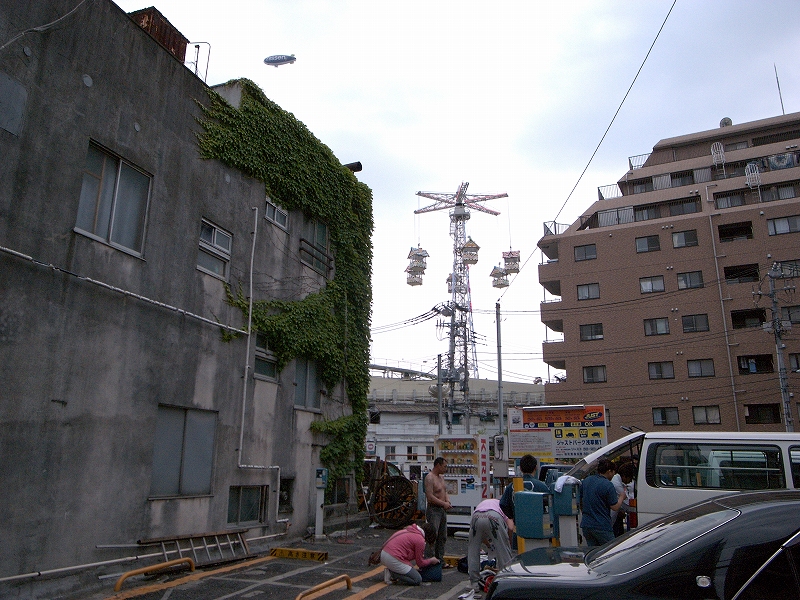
[138,529,253,567]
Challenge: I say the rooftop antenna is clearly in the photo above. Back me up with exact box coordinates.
[775,64,785,116]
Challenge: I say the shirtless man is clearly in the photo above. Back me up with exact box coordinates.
[425,457,452,561]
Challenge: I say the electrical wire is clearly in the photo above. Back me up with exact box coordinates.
[0,0,92,52]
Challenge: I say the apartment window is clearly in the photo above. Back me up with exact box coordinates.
[693,405,721,425]
[385,446,396,460]
[671,171,694,188]
[648,361,675,380]
[579,323,604,341]
[279,478,293,513]
[227,486,266,524]
[672,230,698,248]
[151,405,216,497]
[688,359,715,378]
[76,142,151,254]
[669,199,700,216]
[731,308,766,329]
[632,178,654,194]
[265,196,288,229]
[407,446,418,461]
[636,235,660,253]
[718,221,753,242]
[738,354,774,375]
[426,445,435,461]
[724,264,759,284]
[294,357,321,409]
[574,244,597,261]
[577,283,600,300]
[782,305,800,324]
[254,333,278,380]
[644,317,670,336]
[678,270,704,289]
[300,219,330,274]
[198,220,232,279]
[789,353,800,372]
[635,205,660,221]
[653,407,679,426]
[768,215,800,235]
[777,259,800,278]
[714,192,744,209]
[640,275,665,294]
[745,404,781,425]
[682,314,709,333]
[583,365,607,384]
[724,141,749,151]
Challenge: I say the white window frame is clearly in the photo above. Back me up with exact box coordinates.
[265,196,288,229]
[693,405,721,425]
[768,215,800,235]
[198,219,232,279]
[672,229,698,248]
[583,365,607,384]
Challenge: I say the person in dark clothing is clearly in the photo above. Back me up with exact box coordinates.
[580,459,626,546]
[499,454,550,540]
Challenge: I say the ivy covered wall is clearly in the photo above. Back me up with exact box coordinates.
[196,79,373,491]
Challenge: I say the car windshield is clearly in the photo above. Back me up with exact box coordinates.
[586,504,739,575]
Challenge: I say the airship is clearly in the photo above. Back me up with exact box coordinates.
[263,54,296,67]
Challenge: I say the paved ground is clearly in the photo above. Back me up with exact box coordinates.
[89,525,477,600]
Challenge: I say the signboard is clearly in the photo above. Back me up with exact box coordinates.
[508,405,607,461]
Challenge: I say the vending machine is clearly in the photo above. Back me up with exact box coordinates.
[434,434,490,533]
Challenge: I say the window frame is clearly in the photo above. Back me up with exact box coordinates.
[254,332,278,381]
[672,229,698,248]
[635,235,661,253]
[294,357,321,410]
[579,323,604,341]
[682,314,709,333]
[279,478,294,513]
[265,196,289,229]
[693,405,721,425]
[678,270,704,289]
[640,275,665,294]
[767,215,800,236]
[197,219,232,280]
[75,141,152,255]
[652,407,680,426]
[648,361,675,380]
[300,218,331,275]
[688,359,715,378]
[227,485,267,525]
[744,404,782,425]
[574,244,597,261]
[577,283,600,301]
[644,317,670,336]
[583,365,607,384]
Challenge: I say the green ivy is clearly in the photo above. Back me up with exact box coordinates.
[197,79,372,493]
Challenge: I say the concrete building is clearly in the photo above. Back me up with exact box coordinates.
[0,1,371,596]
[538,113,800,441]
[367,368,545,479]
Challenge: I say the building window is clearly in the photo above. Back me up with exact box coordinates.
[279,478,293,513]
[672,230,698,248]
[300,219,330,274]
[682,314,709,333]
[635,235,660,253]
[198,220,232,279]
[332,477,350,504]
[648,361,675,380]
[294,357,320,409]
[265,196,288,229]
[768,215,800,235]
[76,142,151,254]
[426,445,435,460]
[715,192,745,209]
[671,171,694,188]
[789,353,800,372]
[653,407,679,426]
[632,178,654,194]
[718,221,753,242]
[634,205,659,221]
[669,199,700,215]
[688,359,715,378]
[577,283,600,300]
[692,405,721,425]
[227,485,267,524]
[370,411,381,424]
[782,305,800,324]
[451,414,463,425]
[254,333,278,380]
[737,354,774,375]
[640,275,665,294]
[574,244,597,261]
[151,405,216,497]
[385,446,396,460]
[579,323,604,341]
[777,259,800,278]
[644,317,670,336]
[745,404,781,425]
[583,365,607,384]
[678,270,704,289]
[724,264,759,284]
[731,308,766,329]
[428,414,438,425]
[407,446,418,461]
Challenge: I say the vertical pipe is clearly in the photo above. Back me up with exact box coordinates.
[239,207,259,466]
[437,354,443,435]
[496,302,504,436]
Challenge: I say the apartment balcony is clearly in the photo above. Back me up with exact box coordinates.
[542,339,566,371]
[538,222,567,261]
[540,299,563,332]
[539,276,561,298]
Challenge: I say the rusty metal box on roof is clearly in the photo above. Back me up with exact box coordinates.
[128,7,188,62]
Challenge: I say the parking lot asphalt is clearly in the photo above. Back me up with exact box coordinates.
[93,524,476,600]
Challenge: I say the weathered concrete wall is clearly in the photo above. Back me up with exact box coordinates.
[0,0,341,594]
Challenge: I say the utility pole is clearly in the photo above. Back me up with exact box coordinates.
[759,263,795,432]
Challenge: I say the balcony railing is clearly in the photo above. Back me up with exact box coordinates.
[542,221,569,237]
[598,184,622,200]
[629,153,651,170]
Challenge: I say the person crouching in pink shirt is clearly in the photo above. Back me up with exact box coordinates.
[380,521,440,585]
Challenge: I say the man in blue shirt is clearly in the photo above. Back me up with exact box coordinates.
[499,455,550,540]
[580,459,626,546]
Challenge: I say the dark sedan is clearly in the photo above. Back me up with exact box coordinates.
[486,490,800,600]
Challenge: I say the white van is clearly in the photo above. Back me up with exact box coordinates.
[566,431,800,526]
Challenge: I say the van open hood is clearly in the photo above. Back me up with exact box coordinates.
[566,432,645,479]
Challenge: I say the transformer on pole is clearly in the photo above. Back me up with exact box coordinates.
[413,182,507,430]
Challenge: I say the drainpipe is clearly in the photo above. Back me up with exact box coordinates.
[706,185,741,431]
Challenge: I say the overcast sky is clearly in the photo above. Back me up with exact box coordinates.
[114,0,800,383]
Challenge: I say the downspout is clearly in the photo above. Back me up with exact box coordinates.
[235,207,287,530]
[706,185,741,431]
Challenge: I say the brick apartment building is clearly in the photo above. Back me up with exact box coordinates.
[538,113,800,440]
